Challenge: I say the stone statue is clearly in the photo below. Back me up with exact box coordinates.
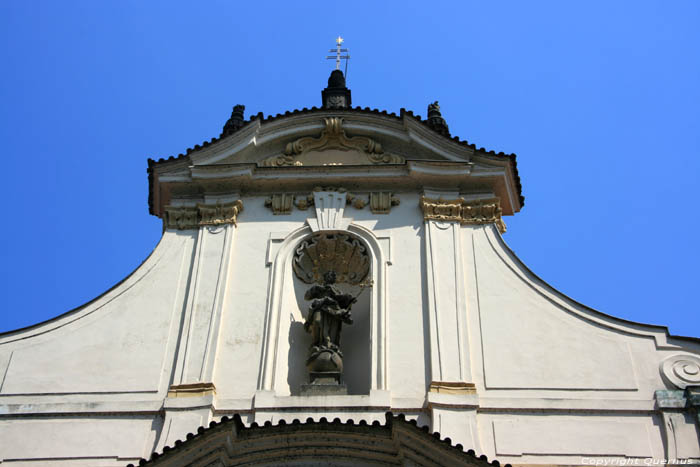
[427,100,441,115]
[302,270,356,390]
[426,100,450,137]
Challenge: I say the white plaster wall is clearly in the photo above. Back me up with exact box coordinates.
[481,412,666,463]
[0,190,699,465]
[0,416,158,465]
[212,196,309,400]
[0,230,195,396]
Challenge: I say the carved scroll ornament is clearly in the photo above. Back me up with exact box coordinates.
[164,200,243,230]
[293,233,370,285]
[661,354,700,389]
[420,196,506,233]
[261,118,404,167]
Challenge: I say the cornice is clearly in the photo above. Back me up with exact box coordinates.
[153,160,515,217]
[148,107,523,215]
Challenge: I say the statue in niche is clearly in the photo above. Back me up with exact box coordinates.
[302,270,357,392]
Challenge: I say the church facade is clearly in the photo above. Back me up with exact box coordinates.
[0,70,698,466]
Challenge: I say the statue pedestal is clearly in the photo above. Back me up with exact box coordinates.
[300,372,347,396]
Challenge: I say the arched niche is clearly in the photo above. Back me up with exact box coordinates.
[258,224,388,396]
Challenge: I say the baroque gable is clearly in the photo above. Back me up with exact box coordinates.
[260,117,404,167]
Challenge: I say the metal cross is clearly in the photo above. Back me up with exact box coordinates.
[326,36,350,76]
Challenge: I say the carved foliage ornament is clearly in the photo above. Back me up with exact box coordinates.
[261,117,404,167]
[164,200,243,230]
[420,196,506,233]
[293,233,370,285]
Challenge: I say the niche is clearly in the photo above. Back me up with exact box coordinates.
[287,232,372,395]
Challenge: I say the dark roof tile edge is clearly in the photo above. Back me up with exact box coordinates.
[150,106,513,165]
[128,411,510,467]
[148,106,524,212]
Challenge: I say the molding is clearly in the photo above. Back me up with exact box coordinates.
[260,117,404,167]
[429,381,477,395]
[164,200,243,229]
[420,196,506,233]
[167,382,216,398]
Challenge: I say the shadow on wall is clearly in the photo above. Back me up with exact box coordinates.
[287,318,308,394]
[287,273,371,396]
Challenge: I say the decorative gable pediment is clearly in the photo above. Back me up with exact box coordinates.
[260,117,404,167]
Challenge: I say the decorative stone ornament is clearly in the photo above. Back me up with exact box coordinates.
[260,117,404,167]
[164,206,198,230]
[420,196,506,233]
[264,194,295,215]
[426,101,450,137]
[164,200,243,229]
[660,354,700,389]
[369,192,400,214]
[313,188,348,231]
[293,233,370,285]
[221,104,245,137]
[198,201,244,226]
[321,69,351,109]
[264,189,393,215]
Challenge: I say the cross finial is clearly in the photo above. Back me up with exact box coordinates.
[326,36,350,74]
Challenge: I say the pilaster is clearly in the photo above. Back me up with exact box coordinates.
[654,389,700,460]
[421,193,476,386]
[427,391,481,455]
[168,200,243,387]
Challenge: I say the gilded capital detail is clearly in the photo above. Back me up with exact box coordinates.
[164,200,243,229]
[420,196,506,233]
[164,206,198,230]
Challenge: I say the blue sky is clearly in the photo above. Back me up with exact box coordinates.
[1,1,698,338]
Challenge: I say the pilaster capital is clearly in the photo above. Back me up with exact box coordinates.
[164,200,243,230]
[686,386,700,408]
[419,196,506,233]
[655,389,687,409]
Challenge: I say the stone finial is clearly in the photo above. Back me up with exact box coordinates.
[426,101,450,137]
[322,70,352,109]
[222,104,246,137]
